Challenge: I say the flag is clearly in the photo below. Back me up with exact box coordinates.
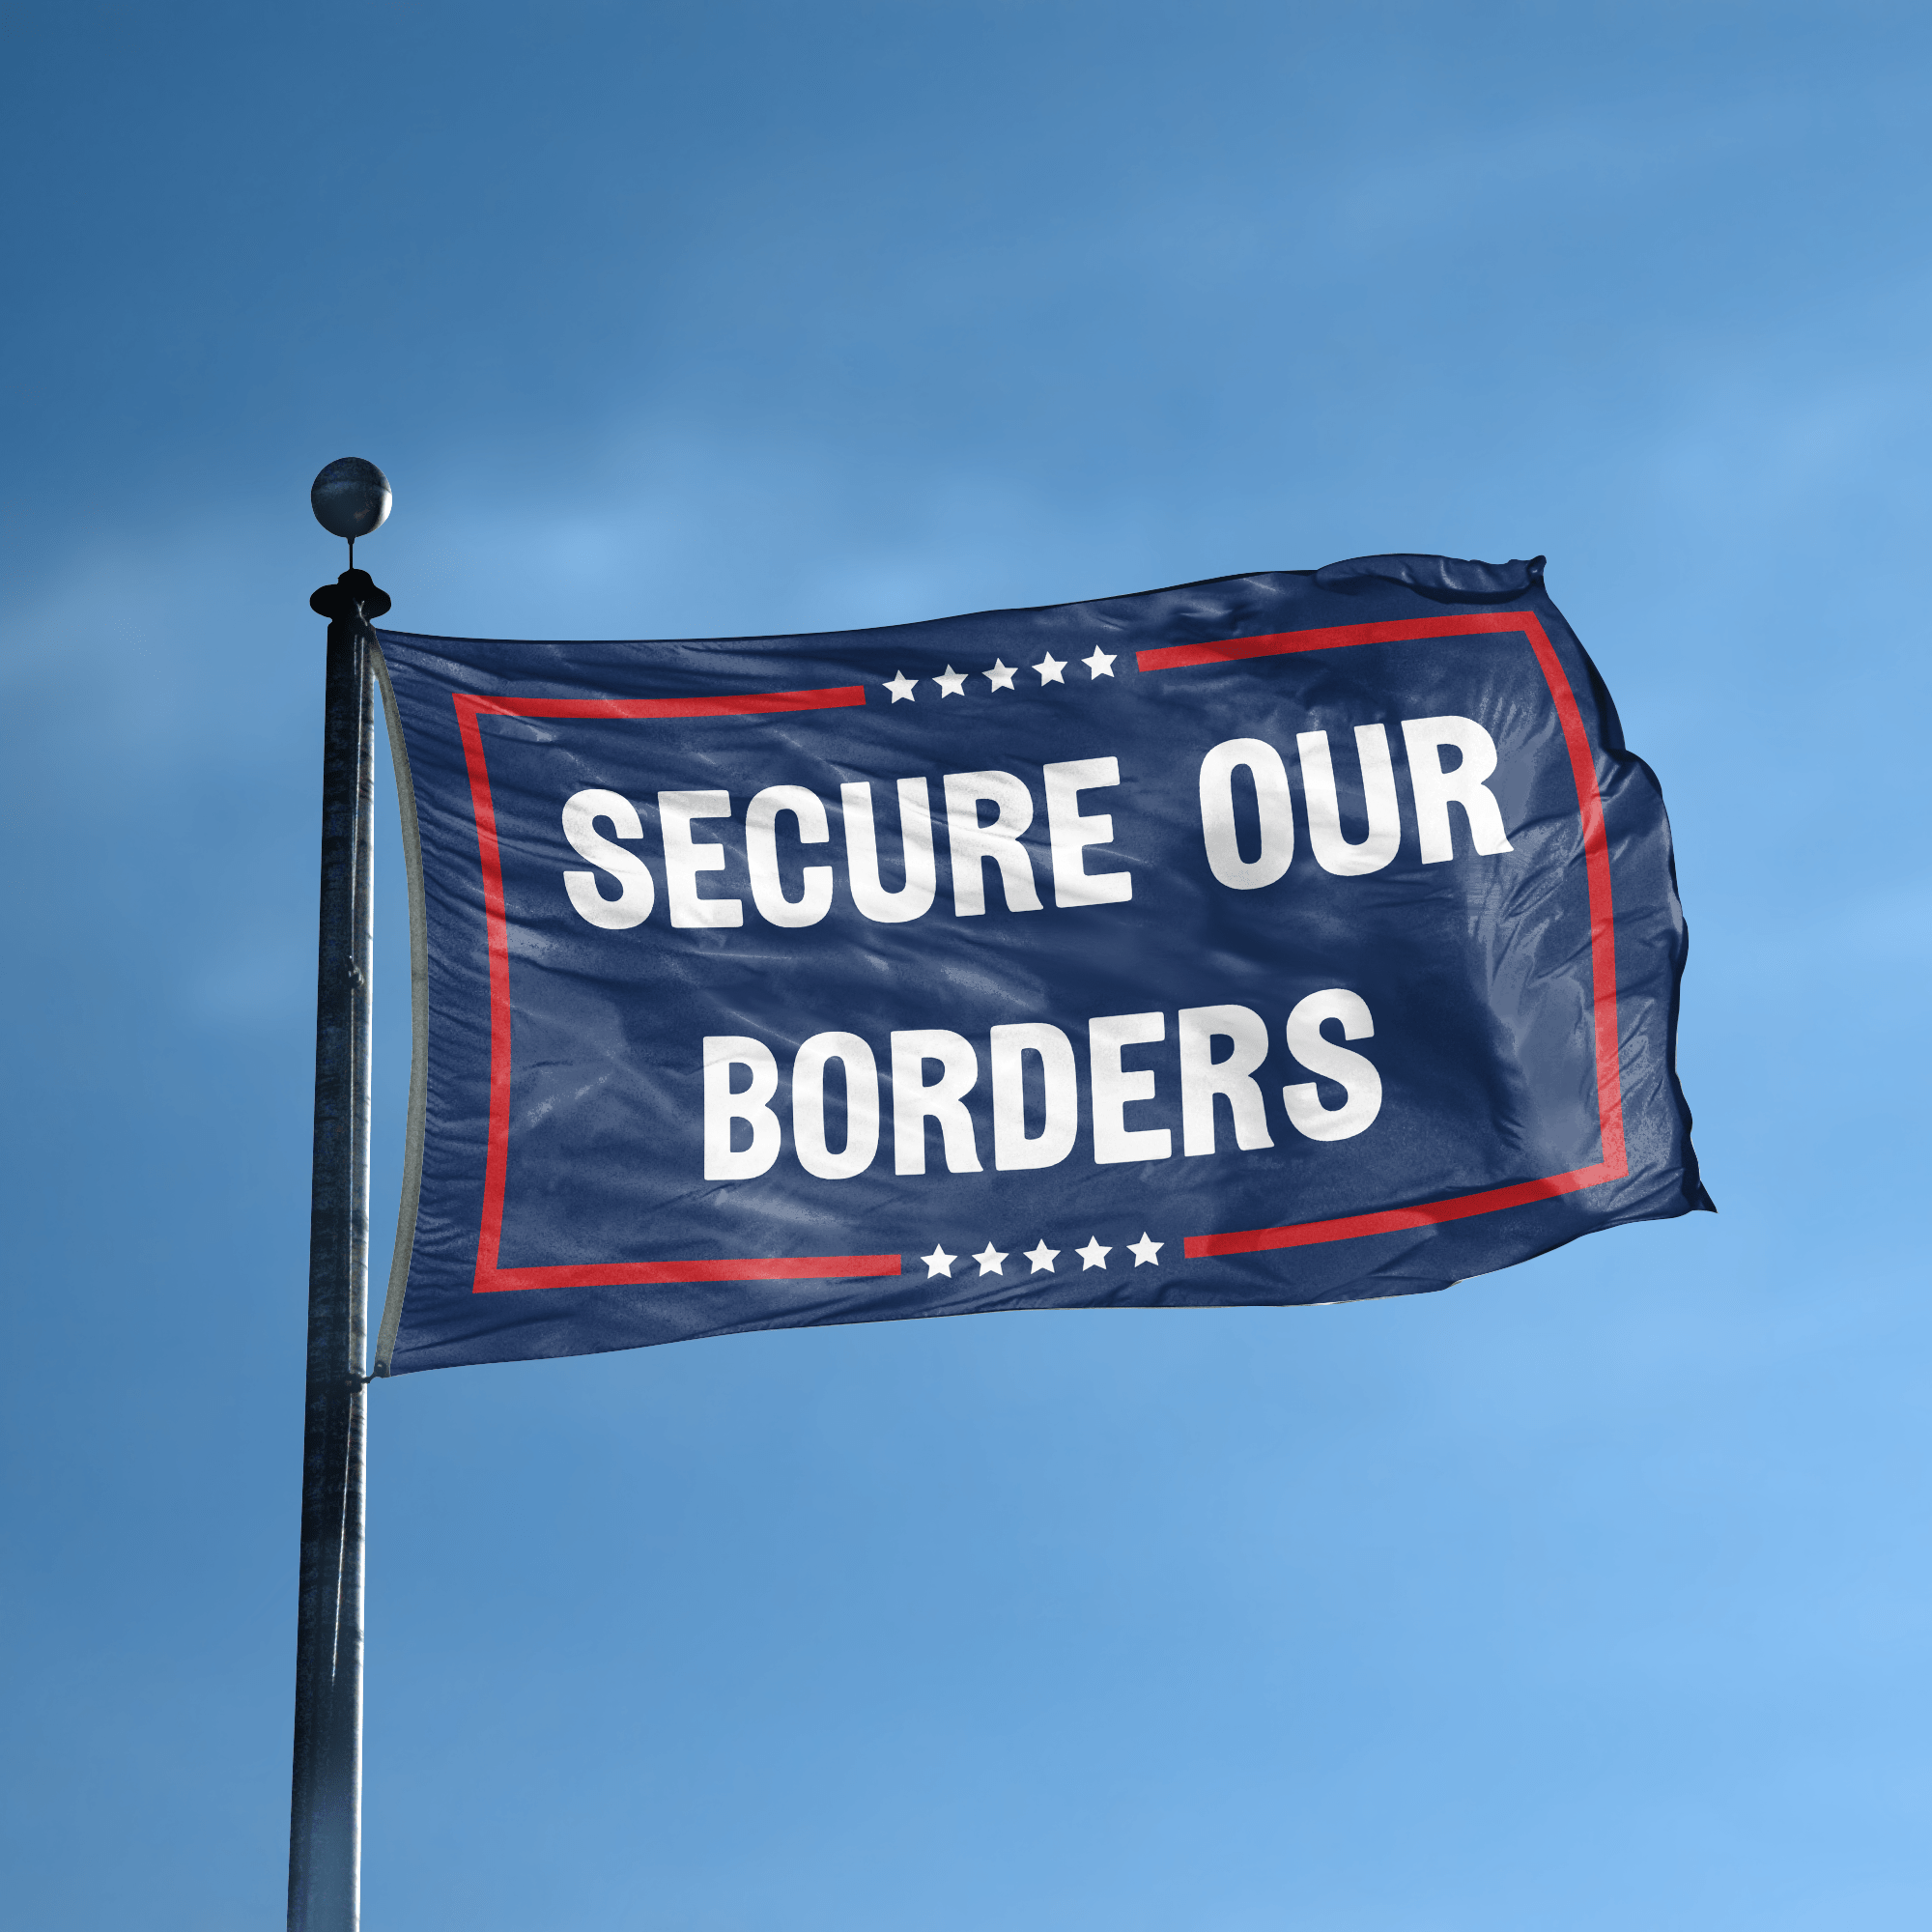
[370,554,1708,1375]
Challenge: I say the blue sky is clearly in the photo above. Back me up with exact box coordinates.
[3,3,1928,1927]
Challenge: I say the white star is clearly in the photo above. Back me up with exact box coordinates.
[922,1245,956,1279]
[933,665,968,697]
[1082,647,1117,679]
[1076,1236,1112,1270]
[1033,653,1066,685]
[973,1241,1008,1276]
[983,659,1017,692]
[1128,1233,1164,1267]
[1024,1239,1059,1274]
[884,670,918,703]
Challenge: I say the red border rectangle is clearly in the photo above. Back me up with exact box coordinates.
[450,613,1625,1293]
[1138,610,1628,1257]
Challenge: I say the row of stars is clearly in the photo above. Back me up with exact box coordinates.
[919,1234,1163,1280]
[883,649,1118,702]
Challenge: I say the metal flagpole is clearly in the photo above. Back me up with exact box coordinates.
[291,461,392,1932]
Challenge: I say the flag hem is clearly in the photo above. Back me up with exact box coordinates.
[371,639,430,1378]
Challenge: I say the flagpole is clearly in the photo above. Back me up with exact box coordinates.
[291,463,391,1932]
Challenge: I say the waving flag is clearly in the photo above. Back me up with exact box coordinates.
[370,554,1708,1375]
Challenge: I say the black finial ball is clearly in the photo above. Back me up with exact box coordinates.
[310,457,392,541]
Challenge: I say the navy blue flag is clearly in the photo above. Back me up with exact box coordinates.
[370,554,1708,1376]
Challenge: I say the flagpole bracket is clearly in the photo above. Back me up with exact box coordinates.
[311,570,392,625]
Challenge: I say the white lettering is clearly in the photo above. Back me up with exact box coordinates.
[561,789,655,929]
[1177,1004,1274,1155]
[702,987,1387,1180]
[1089,1011,1172,1164]
[1281,990,1381,1141]
[1198,738,1294,890]
[944,770,1043,917]
[891,1029,983,1174]
[989,1022,1080,1170]
[1042,757,1132,908]
[702,1036,780,1179]
[659,790,743,928]
[745,784,834,928]
[791,1031,879,1179]
[842,779,937,923]
[1298,725,1400,877]
[1400,717,1513,864]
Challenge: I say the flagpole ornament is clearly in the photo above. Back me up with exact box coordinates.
[310,457,392,569]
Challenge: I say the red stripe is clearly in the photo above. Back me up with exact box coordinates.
[455,696,515,1277]
[474,1253,904,1293]
[1136,610,1542,672]
[1520,619,1628,1181]
[1184,1164,1617,1257]
[467,686,867,720]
